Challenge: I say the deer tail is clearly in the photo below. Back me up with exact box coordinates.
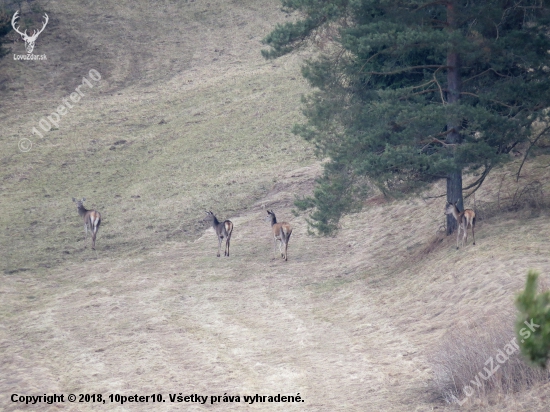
[92,212,101,234]
[282,225,292,243]
[224,221,233,239]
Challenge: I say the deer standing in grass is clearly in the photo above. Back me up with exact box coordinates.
[445,202,476,250]
[72,198,102,249]
[265,210,292,261]
[204,211,233,257]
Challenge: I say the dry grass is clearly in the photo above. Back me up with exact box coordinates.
[474,177,548,222]
[431,309,550,407]
[2,1,550,411]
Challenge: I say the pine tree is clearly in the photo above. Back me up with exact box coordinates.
[263,0,550,235]
[516,271,550,368]
[0,9,11,60]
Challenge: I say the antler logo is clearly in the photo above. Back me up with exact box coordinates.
[11,10,49,54]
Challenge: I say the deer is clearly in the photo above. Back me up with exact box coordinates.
[72,198,102,249]
[265,210,292,261]
[445,201,476,250]
[204,211,233,257]
[11,10,49,54]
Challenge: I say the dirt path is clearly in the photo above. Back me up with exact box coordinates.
[1,197,435,412]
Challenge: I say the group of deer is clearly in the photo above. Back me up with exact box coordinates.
[202,201,475,259]
[71,198,293,260]
[72,197,473,256]
[203,210,292,260]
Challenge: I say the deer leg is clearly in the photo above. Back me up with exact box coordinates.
[90,223,98,250]
[225,237,230,257]
[456,225,460,250]
[217,236,222,257]
[463,224,467,248]
[284,240,288,261]
[278,238,284,258]
[472,223,475,245]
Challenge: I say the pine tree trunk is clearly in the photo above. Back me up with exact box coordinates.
[446,171,463,234]
[446,1,463,236]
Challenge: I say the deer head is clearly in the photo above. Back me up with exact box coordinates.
[72,197,86,208]
[265,210,276,223]
[445,202,464,220]
[12,10,49,54]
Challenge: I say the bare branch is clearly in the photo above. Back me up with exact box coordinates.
[415,1,451,12]
[363,65,450,76]
[434,72,445,105]
[462,68,510,84]
[463,164,493,192]
[460,91,479,98]
[429,66,446,105]
[458,90,517,109]
[419,130,456,153]
[516,123,550,181]
[399,88,438,100]
[356,45,402,78]
[411,79,436,90]
[422,192,447,200]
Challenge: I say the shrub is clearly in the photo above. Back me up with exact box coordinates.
[431,309,550,405]
[516,271,550,368]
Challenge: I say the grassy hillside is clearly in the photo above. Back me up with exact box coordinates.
[0,0,314,274]
[1,1,550,411]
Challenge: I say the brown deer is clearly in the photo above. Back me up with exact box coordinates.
[72,198,102,249]
[445,202,476,250]
[265,210,292,261]
[204,211,233,257]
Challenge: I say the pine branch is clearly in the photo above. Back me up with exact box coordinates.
[400,88,439,99]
